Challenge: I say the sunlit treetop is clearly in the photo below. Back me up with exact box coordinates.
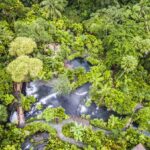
[121,55,138,73]
[133,36,150,54]
[6,55,43,82]
[9,37,37,56]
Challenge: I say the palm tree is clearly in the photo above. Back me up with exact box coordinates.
[70,123,85,142]
[40,0,67,19]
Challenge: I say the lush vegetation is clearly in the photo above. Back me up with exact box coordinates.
[0,0,150,149]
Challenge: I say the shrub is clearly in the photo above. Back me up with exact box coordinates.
[0,104,8,122]
[53,74,72,95]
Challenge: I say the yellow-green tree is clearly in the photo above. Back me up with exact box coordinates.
[7,37,43,127]
[9,37,36,56]
[7,56,43,82]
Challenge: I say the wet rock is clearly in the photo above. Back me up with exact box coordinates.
[32,133,49,143]
[132,143,146,150]
[64,60,72,69]
[70,58,90,71]
[22,139,33,150]
[46,43,60,53]
[22,133,49,150]
[64,58,90,71]
[34,143,47,150]
[10,111,18,124]
[134,103,143,112]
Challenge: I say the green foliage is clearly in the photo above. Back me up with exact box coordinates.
[59,44,71,59]
[7,55,43,82]
[24,122,56,136]
[70,34,103,60]
[55,29,74,44]
[21,0,42,7]
[36,103,43,110]
[0,105,8,122]
[123,128,150,149]
[82,128,104,148]
[107,115,127,130]
[0,0,27,22]
[54,19,67,30]
[62,122,75,138]
[0,124,26,149]
[0,122,56,149]
[84,64,112,105]
[70,123,85,142]
[91,115,128,130]
[134,107,150,130]
[84,145,95,150]
[0,94,14,106]
[40,107,68,122]
[0,21,13,55]
[0,66,14,126]
[90,119,107,129]
[9,37,37,56]
[40,0,67,19]
[104,89,136,114]
[0,0,150,149]
[46,136,80,150]
[21,95,36,111]
[121,55,138,73]
[14,18,52,43]
[29,57,43,78]
[115,68,150,103]
[53,74,72,95]
[133,36,150,54]
[0,67,13,96]
[3,145,16,150]
[70,23,83,35]
[38,55,63,80]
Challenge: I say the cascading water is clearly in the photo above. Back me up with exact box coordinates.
[25,58,114,120]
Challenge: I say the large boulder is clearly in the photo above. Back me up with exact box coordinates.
[132,143,146,150]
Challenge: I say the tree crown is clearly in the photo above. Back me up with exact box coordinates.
[9,37,37,56]
[7,55,43,82]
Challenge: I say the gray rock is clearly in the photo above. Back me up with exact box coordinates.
[10,111,18,124]
[32,133,49,143]
[132,143,146,150]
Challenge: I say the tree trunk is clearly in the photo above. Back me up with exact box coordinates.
[17,105,25,128]
[13,82,25,128]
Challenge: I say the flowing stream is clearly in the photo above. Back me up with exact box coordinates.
[25,81,115,120]
[25,58,115,120]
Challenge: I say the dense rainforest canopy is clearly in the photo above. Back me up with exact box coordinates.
[0,0,150,149]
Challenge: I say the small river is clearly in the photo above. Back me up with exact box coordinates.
[25,58,115,121]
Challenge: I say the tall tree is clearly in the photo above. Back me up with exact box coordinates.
[6,37,43,127]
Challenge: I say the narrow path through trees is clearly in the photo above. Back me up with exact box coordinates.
[26,116,150,148]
